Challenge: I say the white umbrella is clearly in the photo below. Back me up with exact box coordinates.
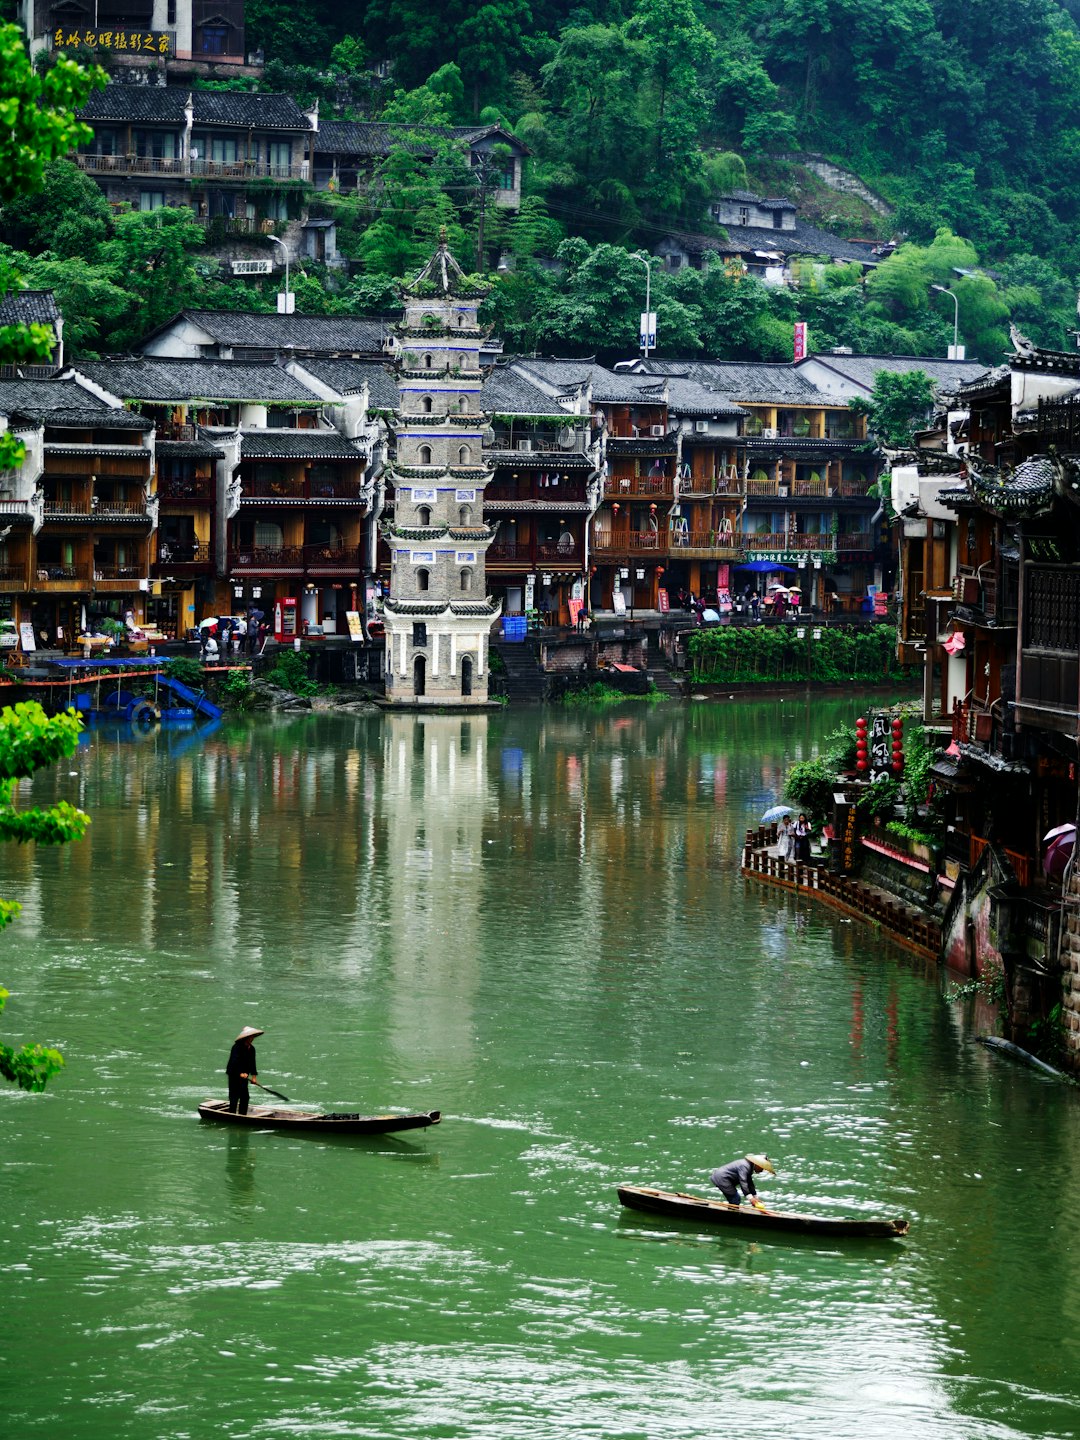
[768,582,791,592]
[1044,822,1077,842]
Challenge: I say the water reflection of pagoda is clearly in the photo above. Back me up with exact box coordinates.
[375,714,496,1071]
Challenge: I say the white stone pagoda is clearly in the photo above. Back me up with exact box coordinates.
[381,241,501,705]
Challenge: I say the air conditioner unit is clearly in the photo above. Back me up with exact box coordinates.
[517,439,534,452]
[650,425,664,437]
[694,420,709,433]
[762,427,779,438]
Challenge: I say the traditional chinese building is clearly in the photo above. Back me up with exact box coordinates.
[380,242,500,705]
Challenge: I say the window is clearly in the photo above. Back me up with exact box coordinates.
[417,506,431,526]
[416,569,430,593]
[459,505,472,525]
[421,396,433,413]
[168,0,176,22]
[209,135,238,164]
[422,354,433,369]
[139,191,166,212]
[458,398,468,413]
[739,206,750,225]
[412,622,428,647]
[198,25,230,54]
[458,445,471,465]
[460,569,471,592]
[496,167,515,190]
[418,445,432,466]
[772,210,783,229]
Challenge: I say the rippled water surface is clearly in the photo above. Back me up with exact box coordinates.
[2,699,1080,1439]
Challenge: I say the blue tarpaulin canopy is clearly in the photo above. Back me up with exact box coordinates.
[732,560,798,573]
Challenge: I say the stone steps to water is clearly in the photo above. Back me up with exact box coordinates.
[493,639,546,704]
[647,660,684,697]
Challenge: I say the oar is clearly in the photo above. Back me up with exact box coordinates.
[250,1079,291,1102]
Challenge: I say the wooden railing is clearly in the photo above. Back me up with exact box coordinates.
[970,834,1032,887]
[43,498,92,516]
[303,545,361,571]
[0,562,28,591]
[158,476,214,501]
[241,477,366,501]
[32,564,91,590]
[228,546,305,571]
[75,154,309,182]
[157,541,211,566]
[670,529,740,550]
[604,474,673,497]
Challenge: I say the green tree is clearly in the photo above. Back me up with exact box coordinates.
[1,703,90,1091]
[0,157,112,261]
[851,369,937,448]
[0,24,105,467]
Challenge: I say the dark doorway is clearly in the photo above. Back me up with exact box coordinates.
[413,655,426,696]
[461,655,473,697]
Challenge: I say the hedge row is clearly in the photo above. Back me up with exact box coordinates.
[687,624,908,685]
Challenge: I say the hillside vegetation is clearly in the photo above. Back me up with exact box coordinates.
[3,0,1078,362]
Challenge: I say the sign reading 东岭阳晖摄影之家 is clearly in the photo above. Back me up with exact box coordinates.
[54,27,172,53]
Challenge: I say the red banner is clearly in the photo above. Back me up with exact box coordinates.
[793,321,807,361]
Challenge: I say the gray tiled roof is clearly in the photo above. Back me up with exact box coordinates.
[513,359,665,405]
[802,353,989,393]
[662,376,746,417]
[483,365,571,415]
[74,359,323,404]
[0,378,109,415]
[637,360,832,405]
[157,310,391,355]
[0,290,60,327]
[240,430,364,460]
[80,87,311,130]
[660,222,876,266]
[293,358,398,409]
[315,120,522,157]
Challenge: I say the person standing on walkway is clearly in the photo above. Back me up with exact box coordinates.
[777,814,794,861]
[793,813,812,863]
[710,1154,776,1210]
[226,1026,263,1114]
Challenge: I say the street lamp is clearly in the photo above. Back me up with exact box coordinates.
[931,284,962,360]
[634,251,654,358]
[268,234,293,314]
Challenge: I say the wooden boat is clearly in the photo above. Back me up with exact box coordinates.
[198,1100,441,1134]
[617,1184,909,1238]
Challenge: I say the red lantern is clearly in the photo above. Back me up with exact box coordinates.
[612,502,620,514]
[856,759,868,771]
[856,717,867,729]
[892,759,904,772]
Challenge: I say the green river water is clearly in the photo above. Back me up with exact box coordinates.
[2,697,1079,1440]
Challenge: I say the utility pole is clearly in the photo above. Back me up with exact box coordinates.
[473,153,492,272]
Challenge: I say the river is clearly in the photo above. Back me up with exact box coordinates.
[2,697,1079,1439]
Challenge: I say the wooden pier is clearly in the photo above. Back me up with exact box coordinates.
[741,825,942,961]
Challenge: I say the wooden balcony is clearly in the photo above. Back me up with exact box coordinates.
[592,529,668,555]
[75,153,310,182]
[746,478,782,498]
[43,498,92,517]
[94,564,148,592]
[156,540,212,570]
[604,474,673,498]
[240,476,366,502]
[228,546,304,574]
[792,478,831,498]
[669,529,743,556]
[0,561,29,592]
[487,541,584,566]
[32,564,91,591]
[158,475,214,502]
[95,498,152,520]
[303,545,361,575]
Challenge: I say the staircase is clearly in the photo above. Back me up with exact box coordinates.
[493,638,547,704]
[647,655,685,698]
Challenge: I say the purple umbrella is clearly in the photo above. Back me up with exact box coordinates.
[1043,828,1075,879]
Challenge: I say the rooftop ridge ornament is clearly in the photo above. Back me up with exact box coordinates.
[406,236,491,299]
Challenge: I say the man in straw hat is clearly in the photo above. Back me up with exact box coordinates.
[710,1154,777,1211]
[226,1026,264,1114]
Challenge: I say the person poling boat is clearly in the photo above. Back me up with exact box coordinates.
[710,1153,776,1211]
[226,1025,264,1115]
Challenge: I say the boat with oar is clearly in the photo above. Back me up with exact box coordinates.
[198,1100,441,1135]
[617,1184,909,1238]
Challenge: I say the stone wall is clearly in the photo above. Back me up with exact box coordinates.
[781,154,893,217]
[1058,870,1080,1067]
